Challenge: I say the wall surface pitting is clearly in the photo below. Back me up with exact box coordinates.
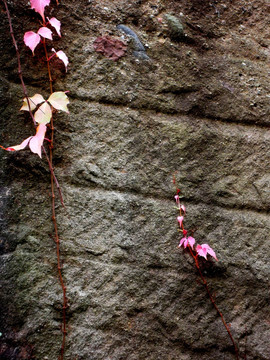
[0,1,269,359]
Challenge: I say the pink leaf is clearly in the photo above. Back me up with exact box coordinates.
[1,125,46,158]
[30,0,50,21]
[174,194,180,207]
[196,244,218,261]
[37,26,52,40]
[48,17,61,37]
[178,236,195,249]
[187,236,195,249]
[24,31,41,54]
[175,195,185,213]
[5,137,32,152]
[29,124,47,158]
[206,246,218,261]
[177,216,184,227]
[52,49,69,71]
[180,204,186,213]
[179,237,187,248]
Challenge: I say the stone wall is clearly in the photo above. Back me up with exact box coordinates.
[0,1,269,359]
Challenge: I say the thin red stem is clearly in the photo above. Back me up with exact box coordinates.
[187,245,239,359]
[42,39,54,94]
[42,146,65,208]
[3,1,67,358]
[175,185,239,360]
[2,0,36,125]
[42,35,67,359]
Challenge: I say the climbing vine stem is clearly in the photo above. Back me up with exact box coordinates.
[41,13,68,360]
[2,1,68,358]
[173,177,239,359]
[187,244,239,360]
[44,42,68,360]
[2,0,35,125]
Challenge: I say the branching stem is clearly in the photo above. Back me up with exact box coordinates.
[3,2,68,358]
[174,182,239,360]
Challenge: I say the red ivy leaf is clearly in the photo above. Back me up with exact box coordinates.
[93,36,127,61]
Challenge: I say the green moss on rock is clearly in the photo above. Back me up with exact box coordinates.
[164,14,185,40]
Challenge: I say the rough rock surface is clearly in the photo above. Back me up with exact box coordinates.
[0,1,269,359]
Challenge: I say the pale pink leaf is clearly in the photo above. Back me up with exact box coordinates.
[30,0,50,21]
[196,244,207,259]
[20,94,45,111]
[5,137,32,152]
[177,216,184,227]
[29,124,47,158]
[180,204,186,213]
[34,101,52,124]
[205,245,218,261]
[54,50,69,72]
[187,236,195,249]
[196,244,218,261]
[48,91,69,113]
[178,236,195,249]
[24,31,41,54]
[37,26,52,40]
[48,17,61,37]
[179,237,187,248]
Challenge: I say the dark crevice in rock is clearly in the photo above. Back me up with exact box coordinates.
[68,94,270,129]
[4,80,270,129]
[85,248,107,256]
